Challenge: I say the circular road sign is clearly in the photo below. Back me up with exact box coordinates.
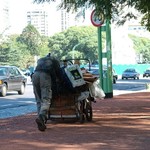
[90,9,104,27]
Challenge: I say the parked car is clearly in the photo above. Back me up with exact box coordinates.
[0,66,27,97]
[143,69,150,77]
[112,69,118,83]
[21,69,31,76]
[88,67,118,84]
[122,68,140,80]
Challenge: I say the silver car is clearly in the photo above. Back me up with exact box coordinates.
[122,68,140,80]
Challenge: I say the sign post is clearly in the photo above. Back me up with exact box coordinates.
[90,9,104,88]
[91,9,113,98]
[90,10,104,27]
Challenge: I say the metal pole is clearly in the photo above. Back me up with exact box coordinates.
[97,27,103,87]
[105,19,113,98]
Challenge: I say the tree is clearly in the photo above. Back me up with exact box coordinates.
[33,0,150,31]
[129,34,150,63]
[18,24,42,56]
[0,34,36,68]
[0,42,12,65]
[38,35,50,57]
[0,35,23,66]
[0,26,50,68]
[48,26,105,62]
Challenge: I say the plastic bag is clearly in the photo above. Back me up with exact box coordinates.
[89,79,105,99]
[77,91,89,101]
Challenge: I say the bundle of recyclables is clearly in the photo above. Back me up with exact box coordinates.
[63,63,105,100]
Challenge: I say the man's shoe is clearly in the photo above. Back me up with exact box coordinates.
[35,115,46,132]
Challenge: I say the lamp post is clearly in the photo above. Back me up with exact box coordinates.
[72,43,81,59]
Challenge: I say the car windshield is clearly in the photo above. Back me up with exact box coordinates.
[0,67,7,76]
[146,70,150,72]
[124,69,135,73]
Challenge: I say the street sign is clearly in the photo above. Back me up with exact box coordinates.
[90,9,104,27]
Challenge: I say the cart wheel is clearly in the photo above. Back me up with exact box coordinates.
[79,114,85,123]
[85,103,93,121]
[79,101,85,123]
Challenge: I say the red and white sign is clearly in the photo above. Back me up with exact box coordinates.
[90,9,104,27]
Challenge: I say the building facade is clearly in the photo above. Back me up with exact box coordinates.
[27,10,49,36]
[60,10,70,31]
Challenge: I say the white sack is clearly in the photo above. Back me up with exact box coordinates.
[89,79,105,99]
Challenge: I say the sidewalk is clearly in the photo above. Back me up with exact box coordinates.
[0,91,150,150]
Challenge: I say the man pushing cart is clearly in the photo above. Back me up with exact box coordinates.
[32,54,105,131]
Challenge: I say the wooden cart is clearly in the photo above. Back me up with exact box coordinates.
[48,84,95,123]
[48,59,97,123]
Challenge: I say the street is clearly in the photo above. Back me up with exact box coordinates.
[113,77,150,95]
[0,81,36,119]
[0,77,150,119]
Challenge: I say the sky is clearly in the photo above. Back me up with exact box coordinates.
[9,0,32,34]
[8,0,92,35]
[8,0,64,35]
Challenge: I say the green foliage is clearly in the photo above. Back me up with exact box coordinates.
[33,0,150,31]
[0,42,10,65]
[134,0,150,31]
[18,24,42,56]
[129,34,150,63]
[65,50,83,60]
[39,35,50,57]
[0,25,50,69]
[48,26,105,63]
[0,34,34,68]
[1,22,150,69]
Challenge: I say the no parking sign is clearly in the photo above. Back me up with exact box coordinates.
[90,9,104,27]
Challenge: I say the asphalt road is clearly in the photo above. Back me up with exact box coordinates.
[0,80,36,119]
[0,77,150,119]
[113,76,150,95]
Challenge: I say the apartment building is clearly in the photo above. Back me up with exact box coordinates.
[60,10,70,31]
[128,24,150,38]
[0,0,9,38]
[27,10,49,36]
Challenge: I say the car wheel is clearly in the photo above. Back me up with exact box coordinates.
[0,84,7,97]
[18,83,25,95]
[137,77,139,80]
[113,78,116,84]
